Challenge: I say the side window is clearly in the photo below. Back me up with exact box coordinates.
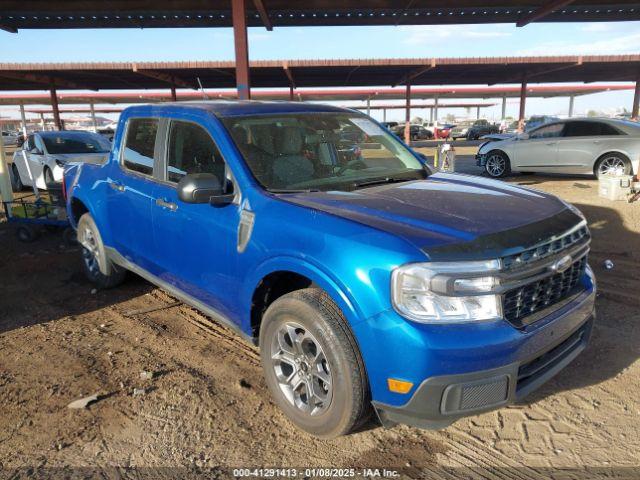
[24,135,34,151]
[34,135,46,153]
[166,121,230,190]
[122,118,158,176]
[529,123,564,139]
[563,121,600,137]
[599,123,623,136]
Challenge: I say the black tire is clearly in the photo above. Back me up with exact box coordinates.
[594,153,632,178]
[77,213,126,289]
[16,225,38,243]
[259,288,370,438]
[62,226,78,246]
[10,163,24,192]
[43,167,55,188]
[484,150,511,178]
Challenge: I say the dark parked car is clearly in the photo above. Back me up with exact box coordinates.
[392,124,433,141]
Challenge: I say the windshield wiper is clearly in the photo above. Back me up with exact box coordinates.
[268,188,321,194]
[352,177,414,189]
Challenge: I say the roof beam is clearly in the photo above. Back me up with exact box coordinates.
[282,62,296,89]
[392,59,436,87]
[490,58,583,85]
[517,0,577,27]
[0,25,18,33]
[253,0,273,31]
[131,64,198,90]
[0,71,94,90]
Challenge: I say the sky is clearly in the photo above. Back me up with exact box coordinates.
[0,20,639,122]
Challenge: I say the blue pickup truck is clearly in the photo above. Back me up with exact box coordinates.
[64,101,595,438]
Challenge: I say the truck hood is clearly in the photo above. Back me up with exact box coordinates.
[280,173,580,260]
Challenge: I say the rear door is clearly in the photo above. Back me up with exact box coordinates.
[513,122,564,171]
[104,117,160,273]
[558,121,624,174]
[151,118,242,320]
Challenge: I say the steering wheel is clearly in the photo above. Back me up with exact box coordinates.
[337,159,368,176]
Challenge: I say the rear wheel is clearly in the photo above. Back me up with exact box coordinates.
[16,225,38,243]
[484,150,511,178]
[77,213,126,289]
[259,288,370,438]
[595,153,632,178]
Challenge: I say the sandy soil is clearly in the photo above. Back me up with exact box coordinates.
[0,175,639,479]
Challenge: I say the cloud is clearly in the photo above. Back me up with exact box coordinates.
[580,23,614,33]
[399,25,511,45]
[517,32,640,55]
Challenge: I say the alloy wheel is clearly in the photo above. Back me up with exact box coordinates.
[485,153,506,177]
[598,156,626,176]
[270,321,332,416]
[80,227,101,275]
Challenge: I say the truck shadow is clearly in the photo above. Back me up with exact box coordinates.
[0,222,154,335]
[518,200,640,404]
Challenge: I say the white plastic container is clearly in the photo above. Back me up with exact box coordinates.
[598,174,633,201]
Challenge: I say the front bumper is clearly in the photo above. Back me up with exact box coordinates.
[371,289,595,430]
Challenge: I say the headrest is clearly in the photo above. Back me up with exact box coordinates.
[231,126,249,145]
[274,126,303,155]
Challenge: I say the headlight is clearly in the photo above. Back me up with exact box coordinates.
[55,158,66,167]
[391,260,502,324]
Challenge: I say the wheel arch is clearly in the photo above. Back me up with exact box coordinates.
[245,257,365,340]
[593,150,633,176]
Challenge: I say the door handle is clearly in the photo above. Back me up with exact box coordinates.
[156,198,178,211]
[109,181,125,192]
[593,140,601,144]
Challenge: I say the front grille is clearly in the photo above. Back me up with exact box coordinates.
[517,321,589,395]
[503,256,587,327]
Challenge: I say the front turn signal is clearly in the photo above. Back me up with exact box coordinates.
[387,378,414,394]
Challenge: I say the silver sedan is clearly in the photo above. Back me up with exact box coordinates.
[476,118,640,178]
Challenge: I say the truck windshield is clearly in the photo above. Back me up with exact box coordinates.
[42,132,111,155]
[222,113,427,192]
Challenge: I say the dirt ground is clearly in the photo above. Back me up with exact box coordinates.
[1,174,639,479]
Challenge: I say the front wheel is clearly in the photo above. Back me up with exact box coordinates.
[77,213,126,289]
[10,164,24,192]
[484,151,511,178]
[259,288,370,438]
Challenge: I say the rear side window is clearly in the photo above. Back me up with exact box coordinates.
[122,118,158,176]
[166,121,228,187]
[564,121,623,137]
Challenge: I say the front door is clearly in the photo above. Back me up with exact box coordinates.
[104,117,159,272]
[513,122,564,171]
[152,118,242,321]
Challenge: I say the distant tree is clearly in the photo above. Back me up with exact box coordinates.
[445,113,456,122]
[411,116,423,124]
[587,110,599,117]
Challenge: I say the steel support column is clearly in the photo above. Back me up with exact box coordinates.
[39,113,45,130]
[434,95,439,122]
[232,0,251,100]
[501,95,507,119]
[0,128,12,204]
[518,80,527,132]
[476,106,481,119]
[404,83,412,144]
[90,101,97,132]
[19,102,27,137]
[170,85,177,101]
[632,76,640,121]
[383,108,386,123]
[568,95,575,117]
[50,85,62,130]
[366,97,371,116]
[289,85,294,101]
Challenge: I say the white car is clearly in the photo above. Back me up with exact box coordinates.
[476,118,640,178]
[11,130,111,191]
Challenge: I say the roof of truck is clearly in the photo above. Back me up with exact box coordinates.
[125,100,356,118]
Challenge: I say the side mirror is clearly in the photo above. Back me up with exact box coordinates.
[177,173,234,206]
[31,147,43,155]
